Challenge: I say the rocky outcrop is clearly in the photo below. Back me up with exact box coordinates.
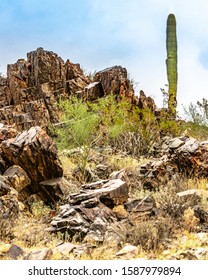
[93,66,139,104]
[0,48,157,131]
[0,49,90,131]
[139,136,208,190]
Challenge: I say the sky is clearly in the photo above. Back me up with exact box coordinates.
[0,0,208,116]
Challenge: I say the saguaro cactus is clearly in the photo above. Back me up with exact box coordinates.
[166,13,178,118]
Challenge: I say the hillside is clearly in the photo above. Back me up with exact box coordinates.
[0,48,208,260]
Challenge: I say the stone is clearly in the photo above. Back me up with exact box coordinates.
[50,207,90,236]
[193,205,208,223]
[82,179,109,190]
[0,123,18,143]
[109,169,126,180]
[138,90,156,112]
[39,177,71,204]
[70,179,128,206]
[73,243,97,258]
[1,126,63,201]
[125,195,156,213]
[25,193,42,207]
[83,82,104,101]
[24,248,53,260]
[0,176,11,196]
[0,155,6,174]
[177,138,199,153]
[65,59,90,96]
[116,244,138,259]
[177,189,208,201]
[3,165,31,192]
[169,137,185,149]
[93,66,138,104]
[53,243,76,255]
[7,244,25,260]
[0,193,19,219]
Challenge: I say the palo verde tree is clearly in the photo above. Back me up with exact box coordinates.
[166,13,178,118]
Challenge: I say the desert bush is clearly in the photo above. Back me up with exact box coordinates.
[30,200,51,219]
[126,216,175,251]
[154,182,200,219]
[183,98,208,126]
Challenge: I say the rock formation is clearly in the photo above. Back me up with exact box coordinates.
[0,48,156,132]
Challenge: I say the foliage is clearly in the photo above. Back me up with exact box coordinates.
[30,201,51,218]
[126,216,175,251]
[183,98,208,126]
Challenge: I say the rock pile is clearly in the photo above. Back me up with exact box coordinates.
[49,178,156,244]
[139,136,208,190]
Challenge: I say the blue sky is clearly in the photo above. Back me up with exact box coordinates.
[1,0,208,115]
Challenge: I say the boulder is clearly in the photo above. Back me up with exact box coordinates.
[50,179,129,242]
[53,243,76,256]
[65,59,90,96]
[138,90,156,112]
[94,66,138,104]
[116,244,138,259]
[83,82,104,101]
[1,126,63,197]
[0,76,8,108]
[69,179,128,206]
[7,244,25,260]
[3,165,31,193]
[24,248,53,260]
[39,177,71,203]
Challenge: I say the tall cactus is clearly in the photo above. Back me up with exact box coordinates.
[166,13,178,118]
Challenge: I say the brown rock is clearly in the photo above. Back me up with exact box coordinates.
[65,60,90,96]
[53,243,76,255]
[3,165,31,192]
[138,90,156,112]
[116,244,138,259]
[139,137,208,189]
[7,244,25,260]
[83,82,104,101]
[70,179,128,206]
[0,175,12,196]
[0,193,19,219]
[24,248,53,260]
[94,66,137,103]
[39,177,71,203]
[1,126,63,198]
[0,123,18,143]
[0,76,9,108]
